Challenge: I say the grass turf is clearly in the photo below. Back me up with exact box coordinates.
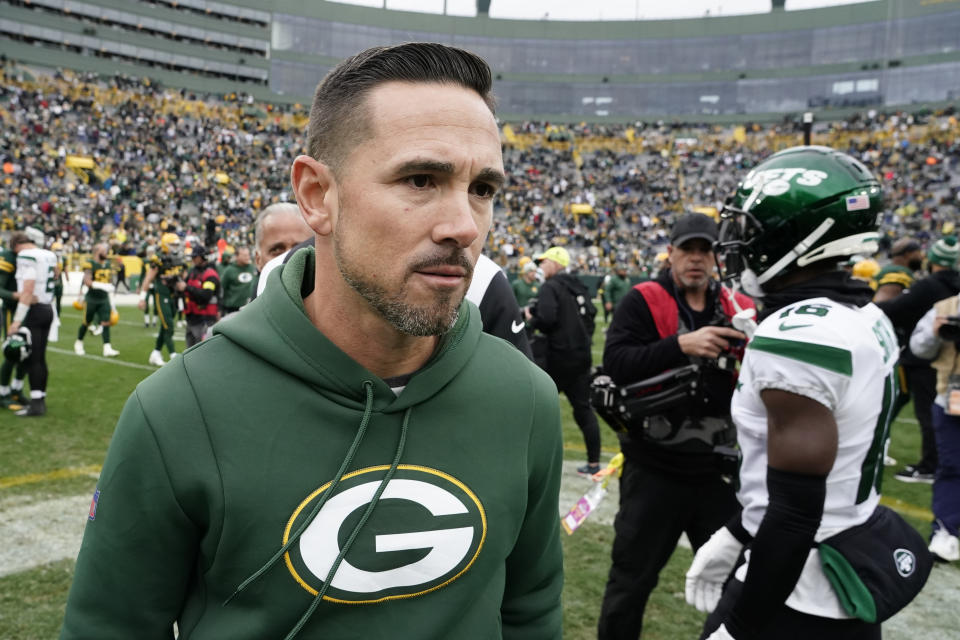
[0,305,949,638]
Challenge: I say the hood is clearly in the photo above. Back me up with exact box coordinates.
[933,268,960,293]
[216,247,488,637]
[214,246,484,413]
[553,271,588,295]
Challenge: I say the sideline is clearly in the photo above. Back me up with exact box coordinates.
[561,446,934,521]
[0,465,101,490]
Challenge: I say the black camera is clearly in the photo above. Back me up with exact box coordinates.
[590,365,701,435]
[939,316,960,343]
[590,366,740,476]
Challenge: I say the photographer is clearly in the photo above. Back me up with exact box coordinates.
[182,244,221,348]
[909,292,960,562]
[598,213,753,639]
[877,235,960,483]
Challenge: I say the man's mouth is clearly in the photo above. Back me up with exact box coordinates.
[418,265,468,278]
[412,253,473,286]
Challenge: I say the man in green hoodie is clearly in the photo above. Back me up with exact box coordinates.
[62,43,564,640]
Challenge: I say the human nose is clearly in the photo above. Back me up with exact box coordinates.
[433,191,482,248]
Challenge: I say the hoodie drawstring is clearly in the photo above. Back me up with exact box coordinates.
[283,404,411,640]
[223,380,413,640]
[225,380,377,606]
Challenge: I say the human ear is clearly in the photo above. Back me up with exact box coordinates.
[291,155,336,236]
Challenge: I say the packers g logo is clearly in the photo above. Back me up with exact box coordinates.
[283,465,486,603]
[237,272,254,284]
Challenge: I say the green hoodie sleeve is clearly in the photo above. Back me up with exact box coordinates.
[60,391,201,639]
[501,370,564,639]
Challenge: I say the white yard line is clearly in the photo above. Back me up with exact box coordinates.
[48,347,159,371]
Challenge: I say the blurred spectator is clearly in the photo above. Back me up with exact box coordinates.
[878,236,960,483]
[253,203,311,270]
[512,260,540,308]
[0,66,959,282]
[601,264,630,322]
[909,294,960,561]
[873,238,924,303]
[220,246,256,314]
[525,246,600,475]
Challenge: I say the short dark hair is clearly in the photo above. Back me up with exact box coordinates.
[307,42,496,174]
[890,238,921,257]
[9,232,31,248]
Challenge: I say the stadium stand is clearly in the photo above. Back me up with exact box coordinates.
[0,61,958,279]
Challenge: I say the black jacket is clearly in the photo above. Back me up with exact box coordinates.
[603,269,737,475]
[877,268,960,366]
[527,272,592,374]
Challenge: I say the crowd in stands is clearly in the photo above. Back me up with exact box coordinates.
[2,62,960,275]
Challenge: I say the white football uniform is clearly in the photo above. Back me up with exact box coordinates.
[731,297,899,618]
[16,248,59,305]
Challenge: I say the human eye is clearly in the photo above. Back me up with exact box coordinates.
[405,174,434,189]
[470,182,498,199]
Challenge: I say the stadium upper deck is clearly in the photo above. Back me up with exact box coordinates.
[0,0,959,120]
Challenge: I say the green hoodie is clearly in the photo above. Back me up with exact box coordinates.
[61,248,564,640]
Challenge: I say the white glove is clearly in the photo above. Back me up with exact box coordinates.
[91,281,115,293]
[685,526,744,613]
[705,623,736,640]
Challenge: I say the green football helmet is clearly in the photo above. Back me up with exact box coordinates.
[2,327,31,364]
[716,145,882,297]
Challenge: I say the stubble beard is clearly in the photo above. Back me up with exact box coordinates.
[675,267,711,292]
[333,219,470,337]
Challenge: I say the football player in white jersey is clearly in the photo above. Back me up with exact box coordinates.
[685,147,929,639]
[7,228,58,416]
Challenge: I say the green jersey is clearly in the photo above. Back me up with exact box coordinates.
[148,254,186,296]
[63,248,564,640]
[81,258,115,300]
[512,277,540,308]
[0,247,16,338]
[54,254,66,296]
[601,273,630,308]
[0,248,16,305]
[220,262,257,309]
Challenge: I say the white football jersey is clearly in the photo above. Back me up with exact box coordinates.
[16,247,59,306]
[732,297,898,618]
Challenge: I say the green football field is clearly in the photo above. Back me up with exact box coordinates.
[0,305,957,639]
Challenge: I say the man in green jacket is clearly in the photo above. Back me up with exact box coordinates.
[62,43,564,640]
[602,264,630,321]
[220,246,256,314]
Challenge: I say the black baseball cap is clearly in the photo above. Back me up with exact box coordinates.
[670,213,718,248]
